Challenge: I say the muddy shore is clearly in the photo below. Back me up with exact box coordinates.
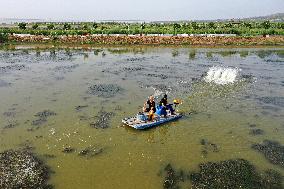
[5,35,284,46]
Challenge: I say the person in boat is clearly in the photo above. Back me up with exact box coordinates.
[159,94,175,115]
[143,95,156,113]
[143,95,156,121]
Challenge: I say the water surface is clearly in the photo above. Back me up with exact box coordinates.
[0,45,284,188]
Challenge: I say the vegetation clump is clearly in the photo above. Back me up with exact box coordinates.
[161,159,283,189]
[0,33,8,43]
[0,64,26,73]
[0,149,52,189]
[252,140,284,167]
[32,110,56,126]
[78,145,103,158]
[190,159,283,189]
[88,84,123,98]
[90,109,115,129]
[163,164,185,189]
[249,128,265,136]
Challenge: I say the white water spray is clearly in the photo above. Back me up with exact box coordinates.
[204,67,239,85]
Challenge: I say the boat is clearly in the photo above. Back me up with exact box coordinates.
[122,112,182,130]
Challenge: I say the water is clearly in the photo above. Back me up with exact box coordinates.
[204,67,239,85]
[0,45,284,188]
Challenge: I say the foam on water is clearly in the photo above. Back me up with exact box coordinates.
[204,67,239,85]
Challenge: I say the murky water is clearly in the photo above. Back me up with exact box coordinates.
[0,45,284,188]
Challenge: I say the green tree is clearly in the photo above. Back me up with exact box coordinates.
[208,22,216,29]
[140,23,146,36]
[0,33,8,43]
[262,21,271,29]
[18,22,27,30]
[47,24,55,30]
[32,23,39,30]
[191,22,199,30]
[173,23,181,35]
[82,24,89,30]
[63,23,71,30]
[243,22,252,29]
[93,22,98,29]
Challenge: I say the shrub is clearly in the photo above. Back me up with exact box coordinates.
[0,33,8,43]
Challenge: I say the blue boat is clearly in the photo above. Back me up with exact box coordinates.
[122,112,182,130]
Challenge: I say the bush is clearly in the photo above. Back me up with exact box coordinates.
[18,22,27,30]
[0,33,8,43]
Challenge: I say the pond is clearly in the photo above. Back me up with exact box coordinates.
[0,45,284,188]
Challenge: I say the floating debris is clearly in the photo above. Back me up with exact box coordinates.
[90,110,115,129]
[252,140,284,167]
[0,149,52,189]
[190,159,283,189]
[88,84,124,98]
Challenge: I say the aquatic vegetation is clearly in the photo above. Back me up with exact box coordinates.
[78,145,103,158]
[62,147,75,154]
[0,149,52,189]
[75,105,88,111]
[249,128,265,136]
[90,110,115,129]
[3,122,19,129]
[32,110,56,126]
[258,97,284,107]
[200,139,219,157]
[53,64,79,73]
[252,140,284,167]
[190,159,282,189]
[3,111,16,117]
[126,57,147,62]
[163,164,185,189]
[88,84,124,98]
[0,64,26,73]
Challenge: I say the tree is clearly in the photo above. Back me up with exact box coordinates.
[173,23,181,35]
[140,23,146,36]
[47,24,55,30]
[243,22,252,29]
[262,21,271,29]
[18,22,27,30]
[32,23,39,30]
[93,22,98,29]
[191,22,199,30]
[82,24,89,30]
[208,22,216,29]
[0,33,8,43]
[63,23,71,30]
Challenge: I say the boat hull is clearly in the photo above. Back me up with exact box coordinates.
[122,113,182,130]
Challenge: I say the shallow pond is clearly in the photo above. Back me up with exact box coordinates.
[0,45,284,188]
